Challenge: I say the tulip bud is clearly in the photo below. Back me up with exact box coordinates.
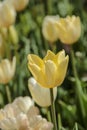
[42,15,59,43]
[0,1,16,27]
[0,56,16,84]
[28,77,57,107]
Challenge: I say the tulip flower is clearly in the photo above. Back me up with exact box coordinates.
[0,96,53,130]
[55,15,81,44]
[0,56,16,84]
[28,77,57,107]
[27,50,69,88]
[0,1,16,27]
[42,15,59,42]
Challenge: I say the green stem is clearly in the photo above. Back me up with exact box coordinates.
[5,85,11,103]
[50,88,57,130]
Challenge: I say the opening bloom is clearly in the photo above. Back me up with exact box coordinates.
[28,77,57,107]
[0,56,16,84]
[55,15,81,44]
[27,50,69,88]
[0,96,53,130]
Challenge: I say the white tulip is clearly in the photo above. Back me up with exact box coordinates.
[28,77,57,107]
[0,56,16,84]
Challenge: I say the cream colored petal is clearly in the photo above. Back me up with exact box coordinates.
[45,60,57,88]
[4,104,14,118]
[55,55,69,87]
[28,77,57,107]
[27,106,39,118]
[16,113,29,130]
[0,118,17,130]
[0,109,6,121]
[13,96,34,114]
[28,54,43,68]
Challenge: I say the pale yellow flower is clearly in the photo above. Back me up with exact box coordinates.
[0,1,16,27]
[0,56,16,84]
[28,77,57,107]
[55,15,81,44]
[42,15,59,42]
[0,96,53,130]
[28,50,69,88]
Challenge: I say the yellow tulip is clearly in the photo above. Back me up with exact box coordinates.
[28,77,57,107]
[55,16,81,44]
[42,15,59,42]
[0,1,16,27]
[27,50,69,88]
[0,56,16,84]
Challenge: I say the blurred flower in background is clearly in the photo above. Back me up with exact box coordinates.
[0,56,16,84]
[28,77,57,107]
[55,15,81,44]
[0,96,53,130]
[28,50,69,88]
[0,1,16,27]
[42,15,59,43]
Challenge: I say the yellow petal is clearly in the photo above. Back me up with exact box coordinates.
[28,54,43,68]
[55,55,69,87]
[45,60,57,88]
[56,50,65,64]
[44,50,56,64]
[28,63,41,80]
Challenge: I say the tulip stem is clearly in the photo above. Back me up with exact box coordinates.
[5,85,11,103]
[50,88,57,130]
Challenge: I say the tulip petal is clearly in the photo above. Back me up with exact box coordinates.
[44,50,56,62]
[56,50,65,64]
[55,55,69,87]
[28,77,57,107]
[28,54,43,68]
[45,60,57,88]
[28,63,41,80]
